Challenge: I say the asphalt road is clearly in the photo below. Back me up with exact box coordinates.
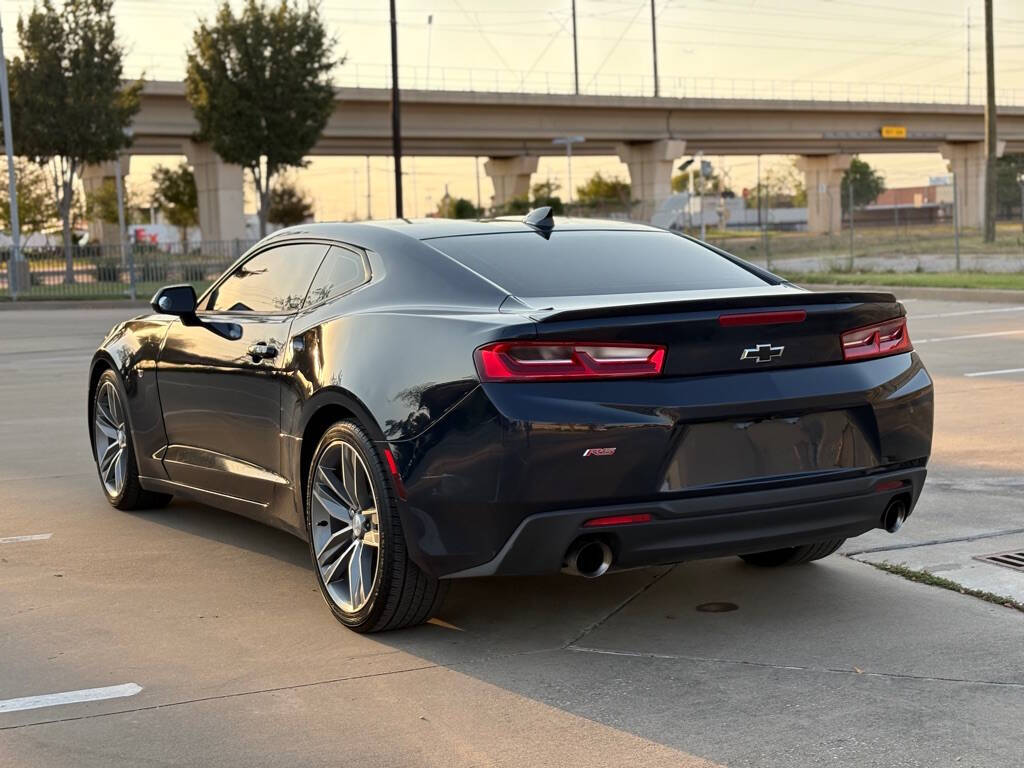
[1,297,1022,768]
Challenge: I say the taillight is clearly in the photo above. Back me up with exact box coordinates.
[841,317,912,361]
[474,341,666,381]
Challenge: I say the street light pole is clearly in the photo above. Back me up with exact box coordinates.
[650,0,659,97]
[1017,172,1024,235]
[552,136,585,205]
[982,0,996,242]
[0,11,25,299]
[389,0,404,218]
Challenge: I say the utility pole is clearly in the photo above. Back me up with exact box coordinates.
[965,7,971,104]
[365,156,372,219]
[0,11,25,299]
[983,0,996,242]
[571,0,579,95]
[650,0,659,97]
[389,0,404,218]
[425,14,433,89]
[474,156,482,213]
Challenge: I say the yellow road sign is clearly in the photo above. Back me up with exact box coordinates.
[881,125,908,139]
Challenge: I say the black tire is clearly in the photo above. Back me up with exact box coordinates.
[306,420,448,633]
[91,369,173,511]
[739,538,846,567]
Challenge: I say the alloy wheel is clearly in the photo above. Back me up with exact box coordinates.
[93,380,129,498]
[310,440,381,613]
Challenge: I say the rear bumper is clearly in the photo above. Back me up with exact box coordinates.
[445,466,926,578]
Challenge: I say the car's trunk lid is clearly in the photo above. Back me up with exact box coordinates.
[506,289,905,377]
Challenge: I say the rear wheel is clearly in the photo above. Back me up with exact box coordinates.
[306,420,447,633]
[739,538,845,567]
[91,369,172,511]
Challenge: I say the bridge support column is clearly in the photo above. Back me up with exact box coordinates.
[796,154,851,235]
[617,139,686,223]
[186,142,246,243]
[82,158,131,246]
[939,142,992,230]
[484,155,538,211]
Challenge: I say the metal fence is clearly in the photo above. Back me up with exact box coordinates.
[0,240,254,301]
[333,64,1024,107]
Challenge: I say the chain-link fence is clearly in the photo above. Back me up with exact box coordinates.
[0,240,254,301]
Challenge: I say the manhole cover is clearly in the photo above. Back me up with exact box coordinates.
[696,601,738,613]
[974,550,1024,572]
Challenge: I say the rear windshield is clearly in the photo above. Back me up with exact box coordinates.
[428,230,768,297]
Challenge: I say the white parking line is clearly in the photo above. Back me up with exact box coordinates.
[965,367,1024,378]
[0,683,142,714]
[915,330,1024,344]
[0,533,53,544]
[912,306,1024,320]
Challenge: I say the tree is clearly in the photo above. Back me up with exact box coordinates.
[0,159,57,234]
[841,157,886,212]
[7,0,141,282]
[152,163,199,246]
[530,180,564,215]
[186,0,337,238]
[671,170,735,198]
[994,154,1024,219]
[746,162,806,209]
[575,172,631,207]
[436,194,481,219]
[85,178,145,226]
[268,179,315,226]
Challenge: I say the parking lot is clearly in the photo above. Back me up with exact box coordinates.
[1,296,1022,767]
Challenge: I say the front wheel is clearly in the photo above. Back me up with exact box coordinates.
[306,421,447,633]
[739,538,846,567]
[91,369,172,511]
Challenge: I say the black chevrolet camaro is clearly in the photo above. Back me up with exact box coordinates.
[89,212,933,632]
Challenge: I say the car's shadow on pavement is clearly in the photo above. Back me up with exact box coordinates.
[125,492,1024,768]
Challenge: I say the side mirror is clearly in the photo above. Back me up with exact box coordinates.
[151,284,198,317]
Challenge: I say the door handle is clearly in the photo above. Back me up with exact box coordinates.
[248,342,278,362]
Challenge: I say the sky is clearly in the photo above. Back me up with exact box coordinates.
[4,0,1024,220]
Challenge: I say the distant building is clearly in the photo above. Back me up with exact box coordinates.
[857,183,953,226]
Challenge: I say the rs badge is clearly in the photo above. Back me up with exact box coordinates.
[582,447,616,457]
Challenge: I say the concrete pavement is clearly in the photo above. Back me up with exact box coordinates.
[1,298,1022,767]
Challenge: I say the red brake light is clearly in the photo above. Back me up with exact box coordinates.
[719,310,806,327]
[841,317,912,361]
[475,341,665,382]
[583,513,653,527]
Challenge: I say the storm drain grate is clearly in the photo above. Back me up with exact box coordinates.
[974,550,1024,572]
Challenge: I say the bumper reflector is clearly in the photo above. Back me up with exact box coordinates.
[874,479,908,493]
[583,513,653,527]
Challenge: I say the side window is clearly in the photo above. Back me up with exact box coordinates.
[302,245,370,308]
[206,244,329,313]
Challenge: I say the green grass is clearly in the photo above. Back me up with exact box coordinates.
[867,561,1024,613]
[780,271,1024,291]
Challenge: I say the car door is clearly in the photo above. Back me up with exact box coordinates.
[156,242,330,505]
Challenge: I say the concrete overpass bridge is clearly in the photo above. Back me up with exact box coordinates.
[85,80,1024,242]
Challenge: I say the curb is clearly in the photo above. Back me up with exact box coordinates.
[804,284,1024,304]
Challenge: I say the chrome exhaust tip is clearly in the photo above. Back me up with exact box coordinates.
[562,540,613,579]
[882,498,909,533]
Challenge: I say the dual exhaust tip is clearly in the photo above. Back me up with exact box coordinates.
[562,539,613,579]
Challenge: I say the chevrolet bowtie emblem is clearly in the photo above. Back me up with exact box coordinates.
[740,343,785,364]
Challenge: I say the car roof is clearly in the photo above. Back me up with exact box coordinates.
[266,217,662,243]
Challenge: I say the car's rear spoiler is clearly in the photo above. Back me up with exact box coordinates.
[519,290,901,324]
